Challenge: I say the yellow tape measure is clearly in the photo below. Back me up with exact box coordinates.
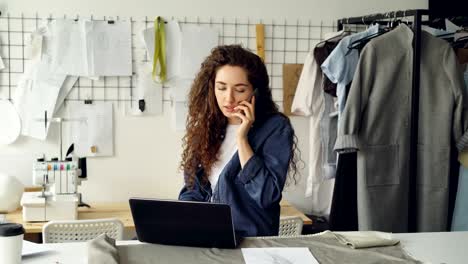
[152,16,167,83]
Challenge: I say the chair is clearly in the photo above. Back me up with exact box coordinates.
[42,218,124,243]
[279,216,303,237]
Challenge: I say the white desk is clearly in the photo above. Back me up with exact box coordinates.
[392,231,468,263]
[22,231,468,264]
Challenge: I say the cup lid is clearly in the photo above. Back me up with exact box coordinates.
[0,223,24,237]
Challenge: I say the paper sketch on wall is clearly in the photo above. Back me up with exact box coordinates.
[49,19,90,76]
[13,25,78,140]
[50,19,132,77]
[126,62,163,116]
[13,59,67,140]
[67,101,114,157]
[12,18,131,141]
[141,20,218,130]
[178,24,218,79]
[87,20,132,76]
[142,20,182,83]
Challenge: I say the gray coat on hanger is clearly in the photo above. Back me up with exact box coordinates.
[334,24,468,232]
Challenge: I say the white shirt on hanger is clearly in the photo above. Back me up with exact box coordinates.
[291,31,344,217]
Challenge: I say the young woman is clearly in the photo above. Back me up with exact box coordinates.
[179,45,299,237]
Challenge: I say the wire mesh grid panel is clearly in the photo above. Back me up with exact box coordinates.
[0,13,336,111]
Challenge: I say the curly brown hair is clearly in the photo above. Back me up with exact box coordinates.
[180,44,300,188]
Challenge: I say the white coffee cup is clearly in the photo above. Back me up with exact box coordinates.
[0,223,25,264]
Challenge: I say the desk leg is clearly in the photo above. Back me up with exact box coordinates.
[24,233,42,243]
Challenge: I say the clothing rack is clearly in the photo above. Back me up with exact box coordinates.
[337,9,429,232]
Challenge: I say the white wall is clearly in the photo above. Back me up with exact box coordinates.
[2,0,427,22]
[0,0,427,214]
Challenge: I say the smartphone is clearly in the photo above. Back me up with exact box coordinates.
[251,88,259,102]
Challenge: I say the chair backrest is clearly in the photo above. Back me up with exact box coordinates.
[42,218,124,243]
[279,216,303,237]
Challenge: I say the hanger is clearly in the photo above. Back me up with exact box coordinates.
[346,30,389,51]
[436,32,455,38]
[450,16,468,30]
[315,18,353,47]
[435,32,455,44]
[347,25,391,51]
[347,11,407,52]
[346,13,391,51]
[315,31,346,47]
[436,26,468,45]
[341,18,356,33]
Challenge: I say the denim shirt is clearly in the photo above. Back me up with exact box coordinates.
[178,113,294,237]
[321,25,380,115]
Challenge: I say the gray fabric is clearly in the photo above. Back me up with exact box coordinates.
[334,24,468,232]
[457,68,468,151]
[334,134,358,151]
[87,234,120,264]
[452,67,468,231]
[319,92,338,179]
[117,232,421,264]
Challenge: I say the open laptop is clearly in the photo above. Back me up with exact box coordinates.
[129,198,242,248]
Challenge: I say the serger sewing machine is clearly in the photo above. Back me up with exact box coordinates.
[20,156,87,222]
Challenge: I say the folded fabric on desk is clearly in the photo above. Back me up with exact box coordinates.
[332,231,400,249]
[88,231,420,264]
[88,231,421,264]
[87,234,120,264]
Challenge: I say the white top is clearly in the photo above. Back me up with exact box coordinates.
[291,49,324,202]
[208,124,240,192]
[291,31,344,217]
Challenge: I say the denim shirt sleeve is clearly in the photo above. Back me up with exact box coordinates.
[238,124,293,209]
[178,169,211,202]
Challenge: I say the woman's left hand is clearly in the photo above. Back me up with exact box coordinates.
[233,96,255,140]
